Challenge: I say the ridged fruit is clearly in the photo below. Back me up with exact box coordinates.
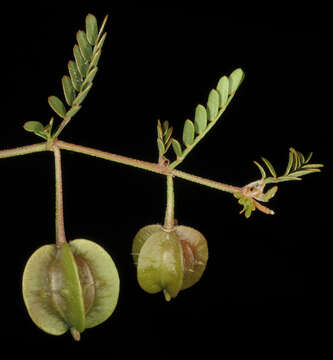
[132,224,208,301]
[22,239,120,340]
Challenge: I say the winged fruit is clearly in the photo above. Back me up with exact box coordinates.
[132,224,208,301]
[22,239,120,340]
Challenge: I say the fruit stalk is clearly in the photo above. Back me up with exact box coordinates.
[164,175,175,230]
[54,146,67,247]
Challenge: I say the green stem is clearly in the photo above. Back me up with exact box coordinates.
[172,169,241,194]
[57,140,169,175]
[0,143,48,159]
[53,146,67,247]
[52,117,71,139]
[57,140,242,194]
[164,175,175,229]
[0,140,242,198]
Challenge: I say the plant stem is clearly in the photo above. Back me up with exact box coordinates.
[56,140,242,194]
[0,143,47,159]
[0,140,242,198]
[53,146,67,247]
[172,169,241,194]
[52,117,71,140]
[164,175,175,230]
[57,140,169,175]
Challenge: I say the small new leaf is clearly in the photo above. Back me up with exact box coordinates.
[257,148,323,184]
[157,138,165,154]
[171,139,182,157]
[23,121,49,140]
[253,161,266,179]
[261,157,277,178]
[24,121,44,133]
[163,127,173,144]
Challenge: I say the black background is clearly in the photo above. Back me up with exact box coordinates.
[1,4,329,356]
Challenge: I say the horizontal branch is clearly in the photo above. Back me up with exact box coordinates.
[0,140,242,196]
[57,140,241,194]
[57,140,169,175]
[172,169,241,194]
[0,143,48,159]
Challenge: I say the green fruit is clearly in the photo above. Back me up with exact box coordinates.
[22,239,120,340]
[132,224,208,301]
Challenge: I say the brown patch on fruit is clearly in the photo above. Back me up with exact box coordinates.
[180,240,196,272]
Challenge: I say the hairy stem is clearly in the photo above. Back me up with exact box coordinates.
[172,169,241,194]
[164,175,175,230]
[52,117,72,140]
[0,143,48,159]
[57,140,169,175]
[0,140,242,199]
[57,140,242,194]
[53,146,67,247]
